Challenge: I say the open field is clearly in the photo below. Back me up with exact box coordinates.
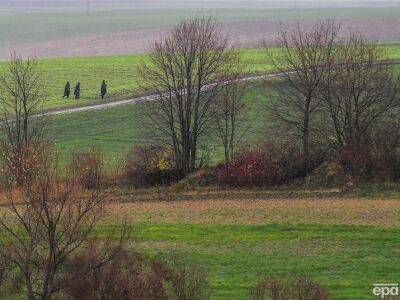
[1,1,400,60]
[2,187,399,298]
[0,48,275,110]
[2,45,400,111]
[44,60,400,165]
[90,189,400,299]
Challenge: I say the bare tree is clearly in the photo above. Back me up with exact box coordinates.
[265,20,341,173]
[139,17,240,176]
[319,35,400,149]
[0,145,111,300]
[213,73,248,164]
[0,53,43,152]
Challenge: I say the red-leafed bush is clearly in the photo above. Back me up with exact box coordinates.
[336,121,400,181]
[337,141,374,179]
[214,148,281,187]
[213,143,325,187]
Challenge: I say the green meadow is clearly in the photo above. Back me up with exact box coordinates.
[38,45,400,165]
[45,81,268,166]
[1,45,400,110]
[93,192,400,300]
[129,223,400,299]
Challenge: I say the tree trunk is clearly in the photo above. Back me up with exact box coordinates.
[303,106,310,175]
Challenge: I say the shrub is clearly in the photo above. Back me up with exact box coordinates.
[214,148,280,187]
[273,142,326,182]
[213,143,325,187]
[249,276,331,300]
[63,245,170,300]
[166,259,210,300]
[62,245,209,300]
[71,147,103,189]
[122,145,180,187]
[0,142,52,186]
[337,141,374,179]
[370,121,400,181]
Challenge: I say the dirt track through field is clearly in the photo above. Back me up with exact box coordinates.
[35,59,400,118]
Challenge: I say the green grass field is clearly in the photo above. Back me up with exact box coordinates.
[1,45,400,111]
[41,46,400,165]
[0,49,273,110]
[93,193,400,299]
[45,80,268,166]
[132,223,399,299]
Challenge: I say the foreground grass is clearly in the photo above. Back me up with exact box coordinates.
[92,191,400,299]
[1,185,399,298]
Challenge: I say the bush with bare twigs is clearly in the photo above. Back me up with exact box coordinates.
[62,245,209,300]
[249,276,331,300]
[122,145,180,187]
[71,146,103,190]
[0,145,112,300]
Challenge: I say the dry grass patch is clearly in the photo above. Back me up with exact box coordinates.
[103,197,400,227]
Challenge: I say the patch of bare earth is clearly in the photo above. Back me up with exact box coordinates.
[2,18,400,60]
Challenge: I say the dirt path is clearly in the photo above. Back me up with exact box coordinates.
[36,59,400,118]
[35,71,289,118]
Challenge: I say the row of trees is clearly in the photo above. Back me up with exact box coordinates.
[140,18,400,179]
[266,21,400,176]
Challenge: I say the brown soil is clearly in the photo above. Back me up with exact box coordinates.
[1,18,400,60]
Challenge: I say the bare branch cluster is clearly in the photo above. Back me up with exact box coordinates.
[0,145,108,300]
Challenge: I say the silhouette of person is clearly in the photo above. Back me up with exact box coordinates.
[101,80,107,99]
[74,82,81,100]
[63,81,70,99]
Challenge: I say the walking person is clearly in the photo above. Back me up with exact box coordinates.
[74,82,81,99]
[63,81,70,99]
[101,80,107,99]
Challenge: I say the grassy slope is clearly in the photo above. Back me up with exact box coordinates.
[1,45,400,110]
[46,80,268,166]
[46,60,400,165]
[0,49,271,110]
